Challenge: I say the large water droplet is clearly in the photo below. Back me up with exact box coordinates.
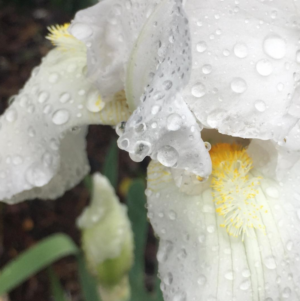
[26,165,50,187]
[157,241,173,262]
[265,186,279,198]
[202,64,212,74]
[52,109,70,125]
[239,280,250,290]
[38,91,49,103]
[6,109,17,122]
[196,41,207,53]
[254,100,266,112]
[86,91,105,113]
[116,121,126,136]
[167,114,182,131]
[197,275,207,286]
[191,83,206,98]
[286,241,293,251]
[163,272,173,285]
[231,78,247,93]
[59,92,71,103]
[264,256,277,269]
[207,225,215,233]
[157,146,179,167]
[225,271,233,280]
[70,23,93,40]
[242,269,250,278]
[282,287,291,298]
[233,43,248,58]
[48,73,59,83]
[256,59,273,76]
[264,35,286,59]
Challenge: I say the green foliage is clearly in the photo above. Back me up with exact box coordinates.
[103,139,119,190]
[0,234,78,295]
[48,267,69,301]
[127,180,164,301]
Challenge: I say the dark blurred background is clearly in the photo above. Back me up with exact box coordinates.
[0,1,154,300]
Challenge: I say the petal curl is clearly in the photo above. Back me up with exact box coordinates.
[147,160,300,301]
[117,0,211,178]
[0,47,129,203]
[70,0,160,100]
[183,0,300,142]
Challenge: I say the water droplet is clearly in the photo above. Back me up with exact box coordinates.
[197,275,207,286]
[225,271,233,280]
[59,92,71,103]
[177,248,187,260]
[163,80,173,91]
[167,114,182,131]
[196,41,207,53]
[50,138,59,151]
[256,59,273,76]
[198,234,205,243]
[13,156,23,165]
[207,225,215,233]
[230,78,247,94]
[6,109,17,122]
[202,64,212,74]
[255,100,266,112]
[42,152,53,167]
[191,83,206,98]
[135,123,146,133]
[52,109,70,125]
[204,142,211,151]
[264,256,276,269]
[48,73,59,83]
[38,91,49,103]
[163,272,173,285]
[282,287,291,298]
[116,121,126,136]
[19,95,28,107]
[151,105,161,115]
[264,35,286,59]
[242,269,251,278]
[168,210,177,220]
[286,240,293,251]
[26,165,50,187]
[157,241,173,262]
[70,23,93,40]
[172,292,186,301]
[239,280,250,290]
[157,145,179,167]
[28,127,36,137]
[86,91,104,113]
[233,43,248,58]
[265,186,279,198]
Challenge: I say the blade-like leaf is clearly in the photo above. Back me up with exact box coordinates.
[126,180,148,300]
[103,139,118,190]
[77,254,102,301]
[0,234,78,295]
[48,267,68,301]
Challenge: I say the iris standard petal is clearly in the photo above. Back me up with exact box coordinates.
[117,0,212,178]
[183,0,300,142]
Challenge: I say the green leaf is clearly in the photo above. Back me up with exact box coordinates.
[103,139,118,190]
[48,267,68,301]
[0,234,79,295]
[77,254,102,301]
[126,180,148,300]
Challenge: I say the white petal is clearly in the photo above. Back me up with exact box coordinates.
[183,0,300,141]
[147,160,300,301]
[5,127,90,204]
[117,0,211,177]
[70,0,160,100]
[0,48,129,203]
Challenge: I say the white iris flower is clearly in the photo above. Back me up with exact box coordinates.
[2,0,300,300]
